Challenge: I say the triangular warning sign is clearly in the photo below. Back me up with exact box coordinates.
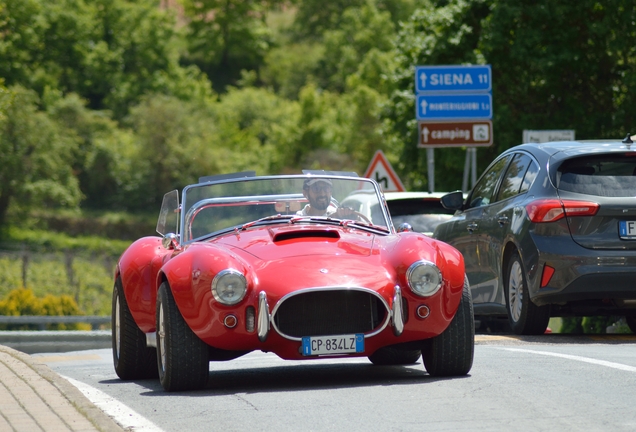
[363,150,405,192]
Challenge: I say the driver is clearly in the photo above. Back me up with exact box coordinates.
[297,178,356,218]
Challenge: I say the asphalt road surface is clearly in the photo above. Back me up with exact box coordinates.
[34,334,636,432]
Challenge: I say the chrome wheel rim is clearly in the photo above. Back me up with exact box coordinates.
[158,302,166,374]
[115,296,121,359]
[508,260,524,322]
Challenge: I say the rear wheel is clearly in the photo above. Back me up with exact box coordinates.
[505,252,550,335]
[156,282,210,392]
[368,347,421,365]
[422,276,474,376]
[112,277,158,380]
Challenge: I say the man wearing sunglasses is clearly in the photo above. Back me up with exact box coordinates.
[297,178,356,218]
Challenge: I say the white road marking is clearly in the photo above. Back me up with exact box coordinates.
[62,376,165,432]
[500,347,636,372]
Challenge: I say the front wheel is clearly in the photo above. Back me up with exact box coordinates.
[422,276,474,376]
[156,282,210,391]
[112,276,158,380]
[505,252,550,335]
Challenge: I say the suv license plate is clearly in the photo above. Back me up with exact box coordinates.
[301,334,364,356]
[619,221,636,239]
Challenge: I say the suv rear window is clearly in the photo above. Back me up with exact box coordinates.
[558,154,636,197]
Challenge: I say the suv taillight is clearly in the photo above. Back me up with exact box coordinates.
[526,199,599,223]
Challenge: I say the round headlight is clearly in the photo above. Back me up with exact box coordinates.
[406,260,442,297]
[212,269,247,305]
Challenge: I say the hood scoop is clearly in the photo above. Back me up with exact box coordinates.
[272,229,340,243]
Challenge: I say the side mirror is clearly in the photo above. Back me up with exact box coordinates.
[397,223,413,233]
[162,233,180,250]
[440,191,464,211]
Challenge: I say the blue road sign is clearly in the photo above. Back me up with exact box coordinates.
[415,65,491,93]
[416,94,492,120]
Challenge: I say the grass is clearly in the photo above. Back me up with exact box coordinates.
[0,224,135,318]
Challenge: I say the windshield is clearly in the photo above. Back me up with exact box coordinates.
[179,176,390,242]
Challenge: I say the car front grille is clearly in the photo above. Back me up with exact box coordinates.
[272,289,388,339]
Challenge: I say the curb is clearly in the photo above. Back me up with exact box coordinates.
[0,344,123,432]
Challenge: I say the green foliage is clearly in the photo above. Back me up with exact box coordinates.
[0,288,87,330]
[560,316,629,334]
[181,0,282,92]
[3,226,130,257]
[0,85,82,227]
[261,42,325,99]
[320,1,395,92]
[479,0,636,153]
[293,0,367,38]
[0,0,203,119]
[0,0,47,89]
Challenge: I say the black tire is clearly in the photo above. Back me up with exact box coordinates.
[368,347,421,366]
[156,282,210,392]
[112,276,158,380]
[626,315,636,334]
[504,252,550,335]
[422,276,474,376]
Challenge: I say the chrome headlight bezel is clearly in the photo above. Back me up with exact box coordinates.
[406,260,443,297]
[211,269,247,305]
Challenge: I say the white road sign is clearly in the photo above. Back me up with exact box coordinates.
[523,130,575,143]
[363,150,405,192]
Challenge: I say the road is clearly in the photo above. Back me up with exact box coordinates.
[34,334,636,432]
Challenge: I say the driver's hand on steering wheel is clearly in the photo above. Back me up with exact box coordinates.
[333,206,356,219]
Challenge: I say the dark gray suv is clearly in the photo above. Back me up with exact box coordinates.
[434,137,636,334]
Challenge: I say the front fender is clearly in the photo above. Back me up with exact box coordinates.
[117,236,169,332]
[161,243,253,333]
[392,232,465,327]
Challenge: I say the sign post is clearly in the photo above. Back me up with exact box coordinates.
[414,64,493,192]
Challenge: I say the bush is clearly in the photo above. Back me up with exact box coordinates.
[0,288,89,330]
[560,316,628,334]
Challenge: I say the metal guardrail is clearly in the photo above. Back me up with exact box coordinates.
[0,316,110,330]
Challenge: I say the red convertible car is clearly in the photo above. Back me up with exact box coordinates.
[112,172,474,391]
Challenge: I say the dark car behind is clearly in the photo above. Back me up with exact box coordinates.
[434,137,636,334]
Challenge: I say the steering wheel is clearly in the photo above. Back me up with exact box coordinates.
[336,207,372,224]
[352,211,372,224]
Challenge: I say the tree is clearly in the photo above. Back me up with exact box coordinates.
[0,0,48,90]
[0,86,82,228]
[320,1,396,92]
[0,0,209,120]
[480,0,636,151]
[180,0,285,92]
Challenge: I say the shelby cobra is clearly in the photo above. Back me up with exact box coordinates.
[112,172,474,391]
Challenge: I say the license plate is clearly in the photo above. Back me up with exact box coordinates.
[619,221,636,239]
[301,334,364,356]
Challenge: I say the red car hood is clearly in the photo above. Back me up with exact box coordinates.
[209,225,394,292]
[214,225,376,260]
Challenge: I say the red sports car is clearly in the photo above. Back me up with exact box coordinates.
[112,172,474,391]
